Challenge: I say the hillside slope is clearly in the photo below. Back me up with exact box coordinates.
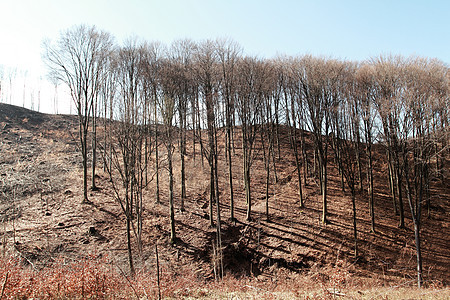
[1,103,449,290]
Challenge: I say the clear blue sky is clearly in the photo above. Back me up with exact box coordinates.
[0,0,449,112]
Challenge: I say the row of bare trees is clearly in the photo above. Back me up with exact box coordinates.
[44,25,448,285]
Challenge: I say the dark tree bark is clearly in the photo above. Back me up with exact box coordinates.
[91,95,98,191]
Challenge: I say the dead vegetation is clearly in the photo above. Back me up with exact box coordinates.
[0,103,449,298]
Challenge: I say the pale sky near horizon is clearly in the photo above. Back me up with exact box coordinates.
[0,0,449,113]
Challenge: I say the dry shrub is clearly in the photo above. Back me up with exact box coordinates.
[0,255,210,299]
[0,255,121,299]
[0,255,448,299]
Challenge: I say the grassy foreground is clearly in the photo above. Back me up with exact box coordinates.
[1,256,448,299]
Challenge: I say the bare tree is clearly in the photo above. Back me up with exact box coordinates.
[51,79,59,114]
[170,39,196,212]
[355,63,377,232]
[278,57,305,207]
[260,61,277,220]
[371,55,406,228]
[332,61,362,257]
[21,70,28,108]
[103,41,152,275]
[140,42,166,204]
[402,57,449,287]
[158,58,178,244]
[91,82,99,191]
[193,40,219,227]
[340,101,360,258]
[235,56,269,220]
[99,53,118,177]
[7,67,17,105]
[216,38,241,221]
[43,25,113,203]
[300,56,339,224]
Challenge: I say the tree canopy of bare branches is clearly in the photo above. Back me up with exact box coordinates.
[43,27,449,285]
[43,25,114,203]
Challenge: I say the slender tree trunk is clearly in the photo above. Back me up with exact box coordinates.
[395,158,405,228]
[294,142,304,208]
[425,162,431,219]
[208,162,215,226]
[241,127,252,221]
[262,128,270,220]
[316,148,323,194]
[300,128,308,184]
[126,199,135,276]
[144,102,149,187]
[413,222,423,287]
[197,94,204,168]
[180,148,186,211]
[321,154,328,224]
[82,123,89,203]
[270,125,278,183]
[274,100,281,160]
[179,107,186,212]
[289,101,304,208]
[108,97,113,178]
[351,189,358,258]
[265,153,270,221]
[227,103,235,221]
[145,131,149,186]
[154,101,160,204]
[333,118,345,192]
[103,96,108,173]
[228,148,234,221]
[404,151,423,288]
[268,105,278,184]
[168,146,176,244]
[192,97,197,161]
[208,130,215,228]
[438,117,446,182]
[91,108,98,191]
[387,150,398,215]
[355,128,363,192]
[367,142,375,233]
[137,139,144,254]
[205,86,216,227]
[245,163,251,221]
[214,138,223,278]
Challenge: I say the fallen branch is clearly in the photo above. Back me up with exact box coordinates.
[55,221,86,230]
[327,288,346,297]
[14,245,36,271]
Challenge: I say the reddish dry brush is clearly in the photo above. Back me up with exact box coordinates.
[0,255,310,299]
[0,255,212,299]
[1,256,124,299]
[2,254,446,299]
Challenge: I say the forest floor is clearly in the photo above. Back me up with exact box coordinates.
[0,103,449,299]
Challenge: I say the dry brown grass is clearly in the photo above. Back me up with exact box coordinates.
[1,256,448,299]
